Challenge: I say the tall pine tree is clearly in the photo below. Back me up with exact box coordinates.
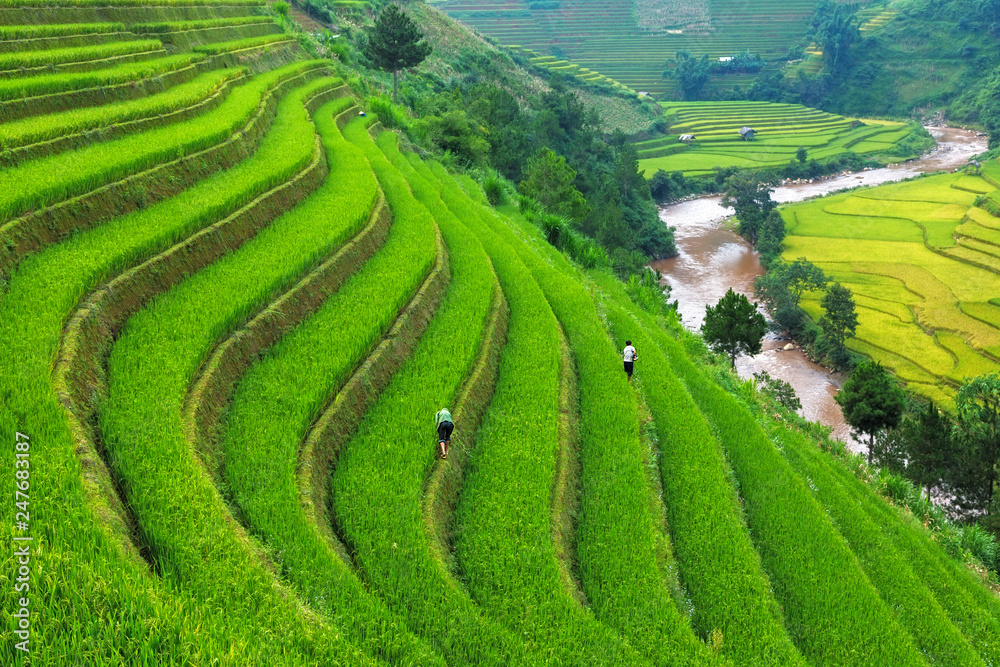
[365,4,431,102]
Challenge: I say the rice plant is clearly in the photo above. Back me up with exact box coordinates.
[331,118,540,666]
[0,60,327,225]
[220,105,445,666]
[194,33,291,55]
[0,39,162,72]
[0,22,125,39]
[0,52,202,101]
[0,67,244,151]
[589,271,806,666]
[131,16,275,32]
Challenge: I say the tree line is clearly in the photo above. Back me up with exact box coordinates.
[354,3,675,278]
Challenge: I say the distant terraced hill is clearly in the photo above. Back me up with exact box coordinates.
[433,0,877,96]
[3,0,1000,665]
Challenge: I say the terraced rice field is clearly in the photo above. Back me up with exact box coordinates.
[2,0,999,664]
[511,46,635,92]
[782,163,1000,404]
[638,100,910,177]
[434,0,876,95]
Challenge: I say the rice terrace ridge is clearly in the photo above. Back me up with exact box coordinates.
[3,0,1000,664]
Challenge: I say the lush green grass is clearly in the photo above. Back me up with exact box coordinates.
[0,67,244,151]
[0,39,162,72]
[0,52,202,101]
[640,101,911,177]
[220,108,444,666]
[0,0,262,5]
[331,118,538,666]
[659,330,928,665]
[0,73,343,666]
[782,167,1000,401]
[435,0,835,94]
[131,16,275,32]
[421,160,648,664]
[589,270,806,667]
[0,60,325,225]
[194,33,292,55]
[477,200,718,666]
[94,75,376,665]
[770,418,986,664]
[793,426,1000,663]
[0,22,126,39]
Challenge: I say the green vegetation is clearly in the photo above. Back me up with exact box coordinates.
[0,22,126,40]
[425,150,645,665]
[0,60,324,223]
[837,361,907,461]
[781,169,1000,403]
[434,0,842,95]
[0,0,262,6]
[193,33,294,54]
[0,67,244,151]
[331,118,536,666]
[701,287,767,367]
[0,39,162,72]
[365,3,432,102]
[131,16,275,32]
[0,52,202,101]
[639,101,916,177]
[6,0,1000,663]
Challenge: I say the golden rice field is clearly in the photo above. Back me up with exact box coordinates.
[782,161,1000,405]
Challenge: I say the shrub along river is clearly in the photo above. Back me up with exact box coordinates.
[652,126,988,451]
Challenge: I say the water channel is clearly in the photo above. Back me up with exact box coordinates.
[651,126,989,451]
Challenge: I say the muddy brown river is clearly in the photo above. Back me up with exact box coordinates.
[652,126,988,452]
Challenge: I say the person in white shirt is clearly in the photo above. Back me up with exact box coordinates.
[623,341,638,382]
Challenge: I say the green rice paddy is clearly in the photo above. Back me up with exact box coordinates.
[2,0,998,664]
[638,100,911,177]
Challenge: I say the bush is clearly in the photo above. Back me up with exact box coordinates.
[877,471,912,505]
[960,523,998,569]
[480,169,509,206]
[366,94,410,130]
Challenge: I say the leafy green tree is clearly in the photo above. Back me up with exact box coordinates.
[754,371,802,412]
[781,258,828,302]
[796,146,808,163]
[649,169,675,202]
[721,172,775,244]
[754,258,826,334]
[702,288,767,367]
[836,361,906,462]
[756,210,787,263]
[819,282,858,369]
[595,204,634,251]
[611,142,646,203]
[901,402,952,501]
[667,51,712,101]
[955,373,1000,509]
[519,148,590,221]
[810,0,861,72]
[365,4,432,102]
[419,109,489,166]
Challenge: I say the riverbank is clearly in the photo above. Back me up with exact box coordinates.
[653,126,988,452]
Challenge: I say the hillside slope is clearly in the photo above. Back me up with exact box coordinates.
[433,0,877,96]
[1,1,999,665]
